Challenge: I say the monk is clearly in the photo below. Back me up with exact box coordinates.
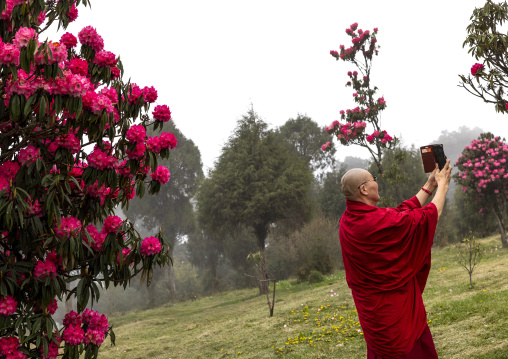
[339,161,452,359]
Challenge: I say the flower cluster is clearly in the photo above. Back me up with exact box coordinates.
[153,104,172,122]
[18,145,40,165]
[55,216,82,239]
[455,135,508,199]
[83,309,109,346]
[366,130,393,145]
[34,259,57,278]
[102,215,123,234]
[150,166,170,184]
[87,146,117,170]
[13,27,38,48]
[60,32,77,49]
[146,132,178,153]
[330,23,379,62]
[471,63,483,77]
[0,336,26,359]
[0,295,17,315]
[324,120,367,145]
[141,236,162,257]
[78,26,104,52]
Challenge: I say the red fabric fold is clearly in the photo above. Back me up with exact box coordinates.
[339,196,438,358]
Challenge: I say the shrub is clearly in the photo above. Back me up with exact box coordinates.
[308,270,325,284]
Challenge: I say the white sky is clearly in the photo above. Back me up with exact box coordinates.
[46,0,508,171]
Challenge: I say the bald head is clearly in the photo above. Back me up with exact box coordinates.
[341,168,371,200]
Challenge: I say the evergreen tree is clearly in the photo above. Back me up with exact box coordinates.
[197,109,313,294]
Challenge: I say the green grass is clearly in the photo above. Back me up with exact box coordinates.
[98,235,508,359]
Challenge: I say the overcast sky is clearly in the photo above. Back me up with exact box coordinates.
[47,0,508,171]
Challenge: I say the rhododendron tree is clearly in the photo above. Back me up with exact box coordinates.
[0,0,177,358]
[326,23,396,173]
[454,133,508,247]
[459,1,508,114]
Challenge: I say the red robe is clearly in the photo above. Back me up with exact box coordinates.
[339,196,438,358]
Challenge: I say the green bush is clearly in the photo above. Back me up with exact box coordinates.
[308,270,325,284]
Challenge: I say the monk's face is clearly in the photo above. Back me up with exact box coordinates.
[359,172,380,205]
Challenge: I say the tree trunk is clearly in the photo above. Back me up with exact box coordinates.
[65,282,73,313]
[254,224,269,295]
[491,208,508,248]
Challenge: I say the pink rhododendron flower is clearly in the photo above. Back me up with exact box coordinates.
[34,260,57,278]
[0,43,20,66]
[125,124,146,143]
[37,10,46,25]
[143,86,158,103]
[152,104,171,122]
[151,166,170,184]
[117,247,132,265]
[67,2,78,22]
[35,42,67,65]
[55,216,82,239]
[127,83,143,104]
[18,145,40,165]
[321,142,332,151]
[87,147,117,170]
[146,136,161,153]
[141,236,162,257]
[63,310,82,326]
[63,324,85,346]
[13,27,38,48]
[85,329,105,346]
[159,132,178,150]
[94,50,116,67]
[126,142,146,159]
[471,63,483,77]
[0,336,20,356]
[67,58,88,76]
[60,32,77,49]
[78,26,104,52]
[0,295,17,316]
[46,298,58,315]
[102,215,123,234]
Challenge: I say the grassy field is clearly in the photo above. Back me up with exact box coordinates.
[98,235,508,359]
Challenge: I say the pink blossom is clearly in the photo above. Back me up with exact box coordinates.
[37,10,46,25]
[125,124,146,143]
[146,136,161,153]
[159,132,178,149]
[126,142,146,159]
[67,58,88,76]
[46,298,58,315]
[94,50,116,67]
[471,63,483,77]
[1,161,20,180]
[117,247,132,265]
[366,135,374,143]
[141,236,162,257]
[18,145,40,165]
[87,147,117,170]
[151,166,170,184]
[0,43,20,66]
[78,26,104,52]
[63,310,82,326]
[143,86,158,103]
[152,104,172,122]
[34,260,57,278]
[63,324,85,346]
[13,27,38,49]
[321,142,332,151]
[0,295,17,316]
[67,2,78,22]
[55,216,82,239]
[102,215,123,234]
[84,329,105,346]
[35,42,67,65]
[0,336,20,356]
[128,83,143,104]
[60,32,77,49]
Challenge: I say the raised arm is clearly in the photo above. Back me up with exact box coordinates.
[431,160,452,218]
[416,166,438,207]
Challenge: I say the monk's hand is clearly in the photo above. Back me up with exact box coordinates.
[435,159,452,188]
